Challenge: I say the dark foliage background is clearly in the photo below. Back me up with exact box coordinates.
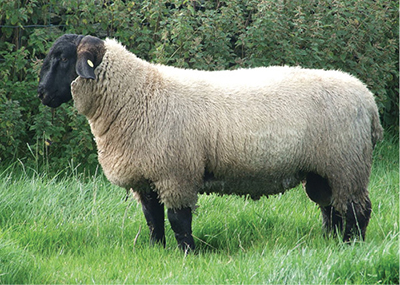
[0,0,398,174]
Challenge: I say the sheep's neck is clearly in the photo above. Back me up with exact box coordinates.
[88,63,166,139]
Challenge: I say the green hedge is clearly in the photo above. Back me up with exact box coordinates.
[0,0,398,173]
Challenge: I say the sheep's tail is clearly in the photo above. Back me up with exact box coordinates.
[371,109,384,148]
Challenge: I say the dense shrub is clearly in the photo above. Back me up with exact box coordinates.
[0,0,398,172]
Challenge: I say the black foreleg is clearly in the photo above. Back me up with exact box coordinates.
[167,207,195,252]
[140,191,166,247]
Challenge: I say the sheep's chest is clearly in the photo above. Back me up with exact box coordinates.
[94,133,144,189]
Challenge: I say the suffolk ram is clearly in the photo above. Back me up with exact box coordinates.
[38,34,383,251]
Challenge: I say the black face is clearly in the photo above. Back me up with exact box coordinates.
[38,34,84,108]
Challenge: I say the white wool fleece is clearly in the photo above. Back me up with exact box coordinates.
[71,38,382,212]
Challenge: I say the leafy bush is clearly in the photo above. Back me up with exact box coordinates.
[0,94,26,159]
[0,0,398,172]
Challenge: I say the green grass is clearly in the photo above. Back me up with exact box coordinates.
[0,135,398,284]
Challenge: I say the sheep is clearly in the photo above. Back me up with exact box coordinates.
[38,34,383,252]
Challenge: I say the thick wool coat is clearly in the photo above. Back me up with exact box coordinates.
[71,38,383,212]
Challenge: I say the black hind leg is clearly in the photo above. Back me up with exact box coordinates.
[320,205,343,236]
[305,173,343,235]
[343,196,372,242]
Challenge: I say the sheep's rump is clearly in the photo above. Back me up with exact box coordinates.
[73,39,381,209]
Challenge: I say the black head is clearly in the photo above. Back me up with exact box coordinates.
[38,34,105,108]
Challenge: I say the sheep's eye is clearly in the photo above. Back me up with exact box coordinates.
[61,57,68,62]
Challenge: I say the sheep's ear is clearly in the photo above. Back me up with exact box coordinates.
[76,36,105,80]
[76,52,96,80]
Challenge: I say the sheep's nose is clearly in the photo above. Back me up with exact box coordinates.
[37,84,45,99]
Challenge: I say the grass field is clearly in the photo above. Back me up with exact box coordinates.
[0,135,398,284]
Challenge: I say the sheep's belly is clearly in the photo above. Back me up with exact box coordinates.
[200,174,304,199]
